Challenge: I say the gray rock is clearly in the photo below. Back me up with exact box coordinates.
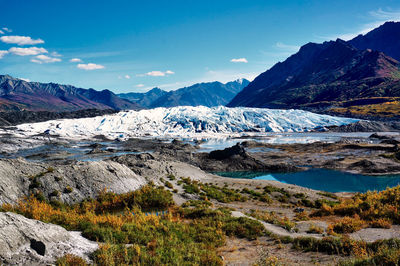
[0,158,147,205]
[0,212,98,265]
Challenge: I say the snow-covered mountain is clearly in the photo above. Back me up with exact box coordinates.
[16,106,358,139]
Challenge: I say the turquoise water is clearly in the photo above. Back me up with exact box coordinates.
[215,169,400,193]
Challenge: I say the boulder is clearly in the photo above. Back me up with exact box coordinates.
[0,212,98,265]
[0,158,147,205]
[209,143,247,160]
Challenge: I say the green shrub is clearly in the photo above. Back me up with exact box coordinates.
[49,190,60,197]
[64,186,73,194]
[307,224,324,234]
[165,181,173,189]
[223,217,265,240]
[183,183,200,194]
[56,254,88,266]
[167,174,176,181]
[317,191,338,200]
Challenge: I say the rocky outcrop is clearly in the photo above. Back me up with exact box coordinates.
[209,143,248,160]
[0,212,98,265]
[196,144,299,172]
[0,158,147,205]
[329,120,400,132]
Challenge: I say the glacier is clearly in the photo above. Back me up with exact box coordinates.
[16,106,359,140]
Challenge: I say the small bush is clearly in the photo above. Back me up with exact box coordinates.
[294,211,310,221]
[317,191,338,200]
[328,215,366,234]
[292,236,363,256]
[315,185,400,225]
[263,185,290,198]
[249,210,294,231]
[167,174,176,181]
[307,224,324,234]
[47,166,55,173]
[311,204,333,216]
[64,186,73,194]
[259,194,273,203]
[369,218,392,229]
[222,217,265,240]
[241,187,272,203]
[182,200,212,208]
[183,183,200,194]
[56,254,88,266]
[164,181,173,189]
[49,190,60,197]
[294,193,306,199]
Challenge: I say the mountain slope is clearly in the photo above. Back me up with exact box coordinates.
[0,75,139,112]
[118,88,168,108]
[118,79,249,108]
[228,39,400,109]
[349,21,400,61]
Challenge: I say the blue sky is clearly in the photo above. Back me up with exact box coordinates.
[1,0,400,93]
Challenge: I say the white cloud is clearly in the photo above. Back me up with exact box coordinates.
[124,75,131,79]
[2,28,11,32]
[136,84,145,88]
[77,63,105,70]
[0,35,44,45]
[0,50,8,59]
[369,8,400,20]
[230,58,248,63]
[139,70,175,77]
[319,8,400,41]
[18,78,30,82]
[30,54,61,64]
[334,21,387,40]
[70,58,82,62]
[0,30,3,34]
[8,47,48,56]
[30,59,41,64]
[275,42,300,52]
[51,51,61,57]
[146,71,166,76]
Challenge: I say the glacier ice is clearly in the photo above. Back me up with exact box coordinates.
[16,106,359,140]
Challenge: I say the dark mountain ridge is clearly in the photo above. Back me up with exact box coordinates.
[0,75,139,112]
[118,87,168,108]
[349,21,400,61]
[228,34,400,109]
[119,79,250,108]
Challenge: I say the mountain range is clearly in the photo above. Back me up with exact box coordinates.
[0,75,139,112]
[228,21,400,111]
[2,21,400,117]
[118,79,249,108]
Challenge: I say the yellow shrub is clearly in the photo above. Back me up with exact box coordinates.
[369,218,392,229]
[328,215,366,234]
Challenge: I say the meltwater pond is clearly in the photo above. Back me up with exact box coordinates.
[215,169,400,193]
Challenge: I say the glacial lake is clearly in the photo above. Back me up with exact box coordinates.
[214,168,400,193]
